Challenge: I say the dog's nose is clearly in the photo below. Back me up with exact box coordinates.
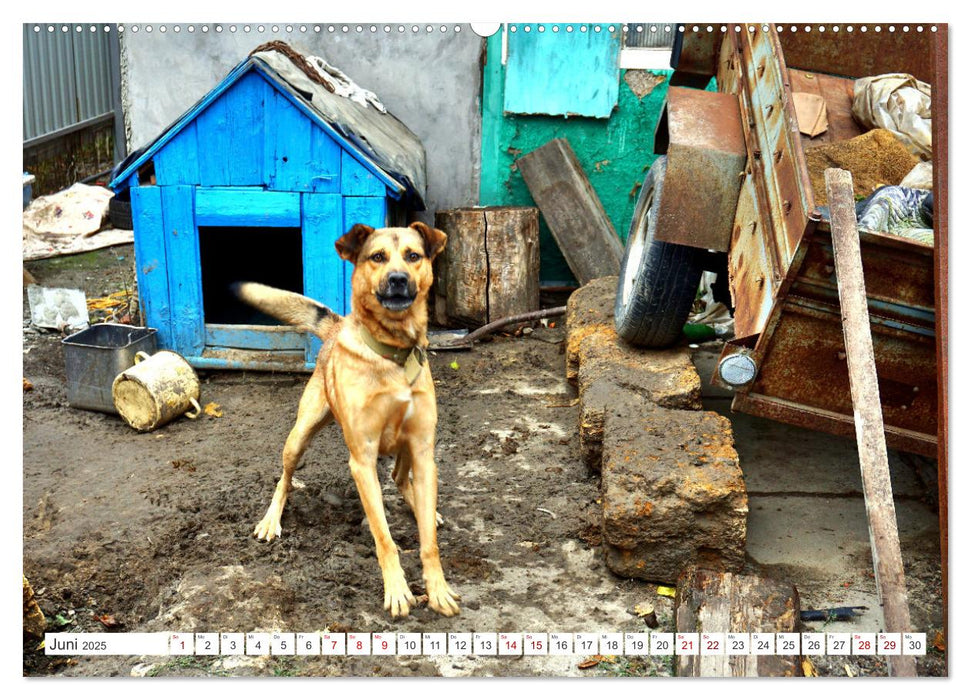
[387,272,409,293]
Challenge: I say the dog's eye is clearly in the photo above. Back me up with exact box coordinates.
[370,252,386,263]
[407,252,422,263]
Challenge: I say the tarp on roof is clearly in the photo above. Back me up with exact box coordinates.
[110,43,427,209]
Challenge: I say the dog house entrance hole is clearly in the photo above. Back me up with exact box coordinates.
[199,226,304,325]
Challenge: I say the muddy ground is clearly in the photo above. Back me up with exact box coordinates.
[23,245,667,678]
[22,245,944,678]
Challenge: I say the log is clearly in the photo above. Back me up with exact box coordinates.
[676,569,800,677]
[825,168,917,677]
[516,138,623,284]
[434,207,539,326]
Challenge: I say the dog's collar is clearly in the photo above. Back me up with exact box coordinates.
[358,326,427,384]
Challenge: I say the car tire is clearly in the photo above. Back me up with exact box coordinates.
[614,156,705,347]
[109,193,133,230]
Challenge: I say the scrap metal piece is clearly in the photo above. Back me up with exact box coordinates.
[653,87,747,252]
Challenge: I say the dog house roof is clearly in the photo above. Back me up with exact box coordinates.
[109,42,426,208]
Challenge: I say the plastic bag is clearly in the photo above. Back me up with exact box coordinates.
[852,74,932,160]
[856,186,933,244]
[899,161,933,190]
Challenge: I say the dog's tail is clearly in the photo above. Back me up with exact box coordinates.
[231,282,338,340]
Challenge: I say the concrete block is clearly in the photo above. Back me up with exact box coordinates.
[577,330,702,411]
[568,276,701,470]
[601,404,748,582]
[579,379,641,469]
[575,324,701,470]
[565,276,616,385]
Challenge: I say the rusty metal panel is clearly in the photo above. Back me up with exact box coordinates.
[673,27,722,76]
[736,26,814,267]
[730,221,937,456]
[728,173,779,338]
[736,301,937,456]
[777,24,934,84]
[716,30,740,94]
[653,87,746,252]
[792,227,935,323]
[734,392,936,457]
[713,24,939,459]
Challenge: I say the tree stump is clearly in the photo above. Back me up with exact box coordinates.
[433,207,540,326]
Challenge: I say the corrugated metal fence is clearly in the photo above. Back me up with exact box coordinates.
[23,24,119,146]
[624,24,677,48]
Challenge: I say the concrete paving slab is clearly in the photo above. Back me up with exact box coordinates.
[705,397,925,498]
[746,495,939,636]
[747,495,938,572]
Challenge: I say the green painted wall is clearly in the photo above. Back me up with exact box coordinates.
[480,33,674,285]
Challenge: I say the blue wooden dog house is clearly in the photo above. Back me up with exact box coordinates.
[109,42,425,371]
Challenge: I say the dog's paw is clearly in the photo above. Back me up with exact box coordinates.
[253,513,283,542]
[426,580,461,617]
[383,576,417,619]
[436,511,444,527]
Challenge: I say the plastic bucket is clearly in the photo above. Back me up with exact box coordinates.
[112,350,202,431]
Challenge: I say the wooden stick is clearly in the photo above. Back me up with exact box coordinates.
[436,306,567,348]
[825,168,917,677]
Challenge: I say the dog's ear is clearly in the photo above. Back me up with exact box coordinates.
[409,221,448,261]
[335,224,375,262]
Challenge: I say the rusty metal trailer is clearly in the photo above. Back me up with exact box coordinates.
[616,24,946,459]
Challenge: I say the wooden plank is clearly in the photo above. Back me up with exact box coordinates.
[930,26,948,674]
[130,186,173,347]
[264,82,313,191]
[190,349,308,372]
[195,188,300,228]
[310,124,342,194]
[226,71,265,186]
[153,121,200,185]
[504,23,620,118]
[342,196,387,314]
[196,85,233,187]
[676,569,800,677]
[341,150,386,197]
[825,168,916,678]
[303,193,345,363]
[161,185,205,357]
[516,138,622,284]
[205,324,306,351]
[195,71,265,187]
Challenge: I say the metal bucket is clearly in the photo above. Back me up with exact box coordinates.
[61,324,158,413]
[112,350,202,431]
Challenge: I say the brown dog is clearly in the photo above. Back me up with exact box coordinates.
[234,221,459,618]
